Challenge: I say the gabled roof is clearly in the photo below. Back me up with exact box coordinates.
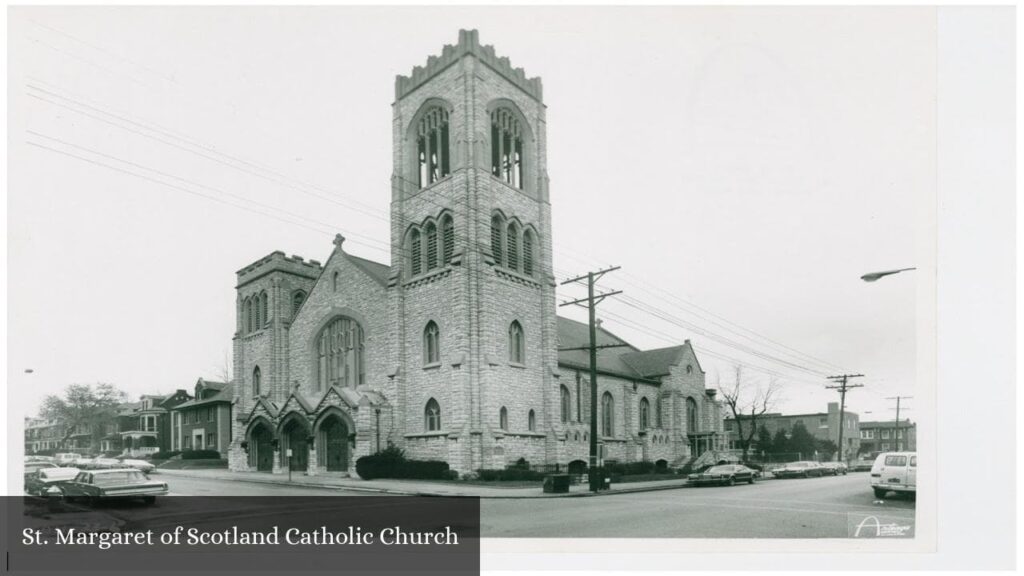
[174,383,234,410]
[621,346,687,378]
[556,316,648,381]
[347,254,390,286]
[196,379,228,391]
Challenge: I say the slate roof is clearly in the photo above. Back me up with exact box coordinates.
[556,316,648,381]
[347,254,391,286]
[173,383,234,410]
[621,346,688,378]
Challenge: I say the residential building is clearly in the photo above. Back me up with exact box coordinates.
[170,379,234,457]
[24,417,64,454]
[724,402,860,461]
[859,419,916,454]
[226,30,725,477]
[119,391,191,456]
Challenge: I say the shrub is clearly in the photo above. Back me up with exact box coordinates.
[474,467,545,482]
[181,449,221,460]
[355,446,450,480]
[150,450,181,461]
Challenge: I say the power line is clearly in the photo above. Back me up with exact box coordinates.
[826,374,864,462]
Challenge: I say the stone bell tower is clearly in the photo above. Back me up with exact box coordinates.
[387,30,559,474]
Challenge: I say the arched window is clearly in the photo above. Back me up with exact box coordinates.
[491,107,524,189]
[315,317,365,391]
[252,366,261,397]
[292,291,306,319]
[260,291,268,326]
[686,364,693,374]
[417,107,450,188]
[423,321,440,365]
[602,392,614,437]
[508,320,525,364]
[244,298,253,333]
[332,271,340,292]
[655,396,663,428]
[253,295,261,330]
[522,229,535,276]
[506,223,519,272]
[686,397,699,433]
[409,228,422,276]
[425,222,438,271]
[441,214,454,265]
[490,214,504,265]
[560,385,572,423]
[528,409,536,432]
[639,397,650,431]
[499,407,508,431]
[425,398,441,431]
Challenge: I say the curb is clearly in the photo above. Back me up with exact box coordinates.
[157,470,699,499]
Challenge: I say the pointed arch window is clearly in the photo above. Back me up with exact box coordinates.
[655,396,663,428]
[409,229,422,276]
[441,214,454,265]
[315,316,365,391]
[425,398,441,431]
[686,397,699,433]
[260,291,269,326]
[252,366,262,397]
[490,214,504,266]
[253,295,262,330]
[639,397,650,431]
[332,272,340,292]
[423,321,440,365]
[522,229,535,276]
[417,107,450,188]
[508,320,525,364]
[506,223,519,272]
[244,298,253,333]
[491,107,524,189]
[292,291,306,319]
[560,385,572,423]
[528,409,536,432]
[602,392,614,437]
[499,407,509,431]
[425,222,438,271]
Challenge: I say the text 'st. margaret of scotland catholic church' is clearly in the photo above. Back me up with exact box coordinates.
[228,30,725,476]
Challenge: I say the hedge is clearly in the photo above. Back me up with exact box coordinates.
[475,468,545,481]
[181,449,222,460]
[356,446,454,480]
[150,450,181,461]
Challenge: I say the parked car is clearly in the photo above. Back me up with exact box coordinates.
[25,467,81,497]
[54,453,82,467]
[870,452,916,498]
[688,464,758,486]
[118,459,156,474]
[56,469,169,505]
[83,458,123,470]
[25,455,56,463]
[852,457,875,472]
[772,461,825,478]
[24,461,59,478]
[819,462,848,476]
[71,457,96,468]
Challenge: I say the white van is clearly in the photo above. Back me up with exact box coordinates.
[54,453,82,466]
[870,451,916,498]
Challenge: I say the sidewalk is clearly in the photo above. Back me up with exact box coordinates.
[157,468,695,498]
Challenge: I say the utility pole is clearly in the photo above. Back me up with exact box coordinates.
[826,374,864,463]
[560,266,623,492]
[886,396,912,451]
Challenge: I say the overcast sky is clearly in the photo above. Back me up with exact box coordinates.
[9,6,929,422]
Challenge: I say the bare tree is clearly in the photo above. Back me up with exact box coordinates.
[719,366,780,463]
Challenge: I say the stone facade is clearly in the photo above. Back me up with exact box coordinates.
[226,30,724,477]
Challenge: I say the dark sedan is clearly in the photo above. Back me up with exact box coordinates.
[772,461,825,478]
[57,468,168,505]
[688,464,758,487]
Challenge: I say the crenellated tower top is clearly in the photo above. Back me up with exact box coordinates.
[395,29,543,102]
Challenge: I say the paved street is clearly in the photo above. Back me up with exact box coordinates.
[481,473,915,538]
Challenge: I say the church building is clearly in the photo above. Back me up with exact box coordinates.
[227,30,724,477]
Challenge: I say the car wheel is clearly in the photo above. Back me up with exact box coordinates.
[726,477,735,487]
[748,476,755,484]
[143,496,156,506]
[873,487,887,498]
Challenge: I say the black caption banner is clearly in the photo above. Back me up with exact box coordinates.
[2,496,480,574]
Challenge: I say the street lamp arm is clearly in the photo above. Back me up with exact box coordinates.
[860,267,916,282]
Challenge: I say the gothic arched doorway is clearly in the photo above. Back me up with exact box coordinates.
[319,415,350,472]
[250,421,274,472]
[280,416,311,472]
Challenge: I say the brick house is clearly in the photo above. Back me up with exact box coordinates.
[724,402,860,461]
[227,30,724,477]
[119,391,191,456]
[170,379,234,457]
[859,420,916,455]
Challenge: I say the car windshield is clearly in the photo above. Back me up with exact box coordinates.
[789,463,807,468]
[706,466,734,474]
[92,471,147,486]
[25,463,53,473]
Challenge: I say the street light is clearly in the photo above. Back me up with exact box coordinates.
[860,268,916,282]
